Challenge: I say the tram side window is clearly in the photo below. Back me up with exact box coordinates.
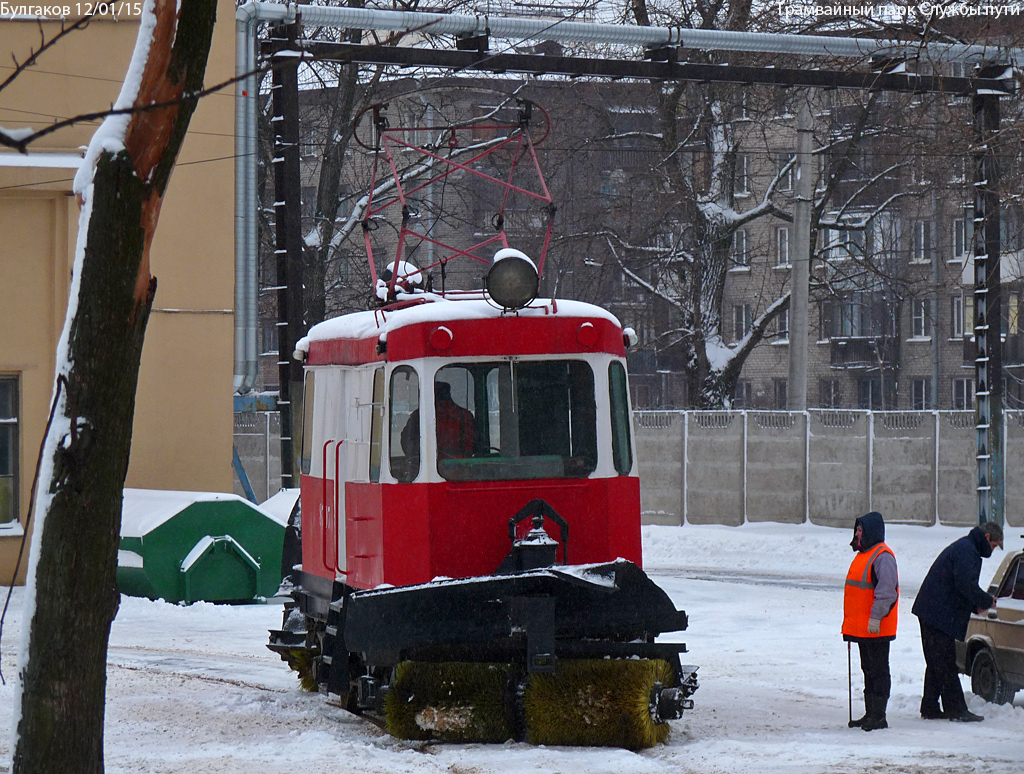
[434,360,597,481]
[369,367,385,482]
[390,366,420,483]
[609,361,633,475]
[300,371,315,475]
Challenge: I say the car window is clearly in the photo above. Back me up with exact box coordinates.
[996,557,1024,600]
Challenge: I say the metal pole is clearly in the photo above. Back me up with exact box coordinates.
[271,24,306,490]
[972,86,1003,528]
[788,96,812,411]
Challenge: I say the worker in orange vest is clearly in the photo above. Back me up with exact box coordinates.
[842,511,899,731]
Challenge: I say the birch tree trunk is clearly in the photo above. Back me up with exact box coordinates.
[12,1,217,772]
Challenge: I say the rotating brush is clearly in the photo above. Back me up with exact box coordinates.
[285,648,318,693]
[384,662,521,743]
[523,658,675,749]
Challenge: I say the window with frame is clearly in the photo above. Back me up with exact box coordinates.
[965,294,975,336]
[390,366,420,483]
[819,378,842,408]
[953,377,974,410]
[823,225,866,262]
[952,218,968,260]
[910,299,929,339]
[732,228,749,268]
[299,371,315,475]
[1,377,19,525]
[774,379,788,409]
[995,556,1024,600]
[951,295,964,338]
[858,377,894,410]
[776,227,790,267]
[432,360,597,481]
[609,361,633,475]
[735,154,750,195]
[775,153,794,191]
[369,367,385,483]
[911,220,932,264]
[775,308,789,342]
[733,304,752,342]
[732,380,752,408]
[911,377,931,410]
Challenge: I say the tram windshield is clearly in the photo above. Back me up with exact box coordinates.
[430,360,598,481]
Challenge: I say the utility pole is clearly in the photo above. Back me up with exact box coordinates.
[788,95,813,411]
[972,77,1004,528]
[271,23,306,489]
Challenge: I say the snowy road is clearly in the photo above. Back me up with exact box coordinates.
[1,522,1022,773]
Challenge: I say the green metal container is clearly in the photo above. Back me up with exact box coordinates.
[118,489,287,604]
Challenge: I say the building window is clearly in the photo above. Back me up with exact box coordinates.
[732,228,749,267]
[953,377,974,410]
[965,294,975,335]
[911,220,932,264]
[774,379,788,409]
[733,304,752,342]
[951,295,964,338]
[911,377,931,410]
[911,299,929,339]
[775,153,794,191]
[775,308,789,342]
[735,154,750,195]
[0,377,18,526]
[858,377,893,410]
[953,218,968,260]
[733,380,752,408]
[819,379,842,408]
[823,226,865,262]
[776,227,791,267]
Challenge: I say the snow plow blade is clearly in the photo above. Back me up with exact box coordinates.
[344,559,688,670]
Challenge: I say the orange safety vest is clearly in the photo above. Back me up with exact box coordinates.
[842,542,898,639]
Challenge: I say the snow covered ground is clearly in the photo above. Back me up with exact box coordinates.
[1,521,1022,773]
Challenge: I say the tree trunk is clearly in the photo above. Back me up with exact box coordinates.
[13,2,217,772]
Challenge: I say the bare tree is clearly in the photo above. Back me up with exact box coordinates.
[8,3,218,772]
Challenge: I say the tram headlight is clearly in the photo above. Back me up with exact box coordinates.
[486,248,539,310]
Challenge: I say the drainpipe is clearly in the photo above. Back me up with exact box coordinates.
[234,3,260,394]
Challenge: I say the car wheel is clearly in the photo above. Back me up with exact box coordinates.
[970,648,1016,705]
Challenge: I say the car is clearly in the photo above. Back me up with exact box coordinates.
[956,543,1024,705]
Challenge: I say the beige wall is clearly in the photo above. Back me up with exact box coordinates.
[0,5,236,583]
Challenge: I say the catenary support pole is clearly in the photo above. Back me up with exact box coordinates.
[271,24,306,489]
[972,86,1003,528]
[788,96,812,411]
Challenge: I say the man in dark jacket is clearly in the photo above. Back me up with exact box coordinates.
[912,522,1003,722]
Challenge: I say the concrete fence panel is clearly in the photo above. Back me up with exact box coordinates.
[871,412,937,526]
[745,412,806,524]
[1006,411,1024,529]
[937,412,978,527]
[634,411,684,525]
[685,412,744,526]
[806,411,870,528]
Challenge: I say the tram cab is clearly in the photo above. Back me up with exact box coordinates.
[294,254,642,593]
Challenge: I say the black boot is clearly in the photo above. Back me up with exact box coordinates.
[862,694,889,731]
[849,696,869,728]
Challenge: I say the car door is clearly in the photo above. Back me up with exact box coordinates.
[984,553,1024,685]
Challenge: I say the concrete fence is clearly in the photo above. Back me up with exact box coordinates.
[635,410,1024,529]
[234,408,1023,528]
